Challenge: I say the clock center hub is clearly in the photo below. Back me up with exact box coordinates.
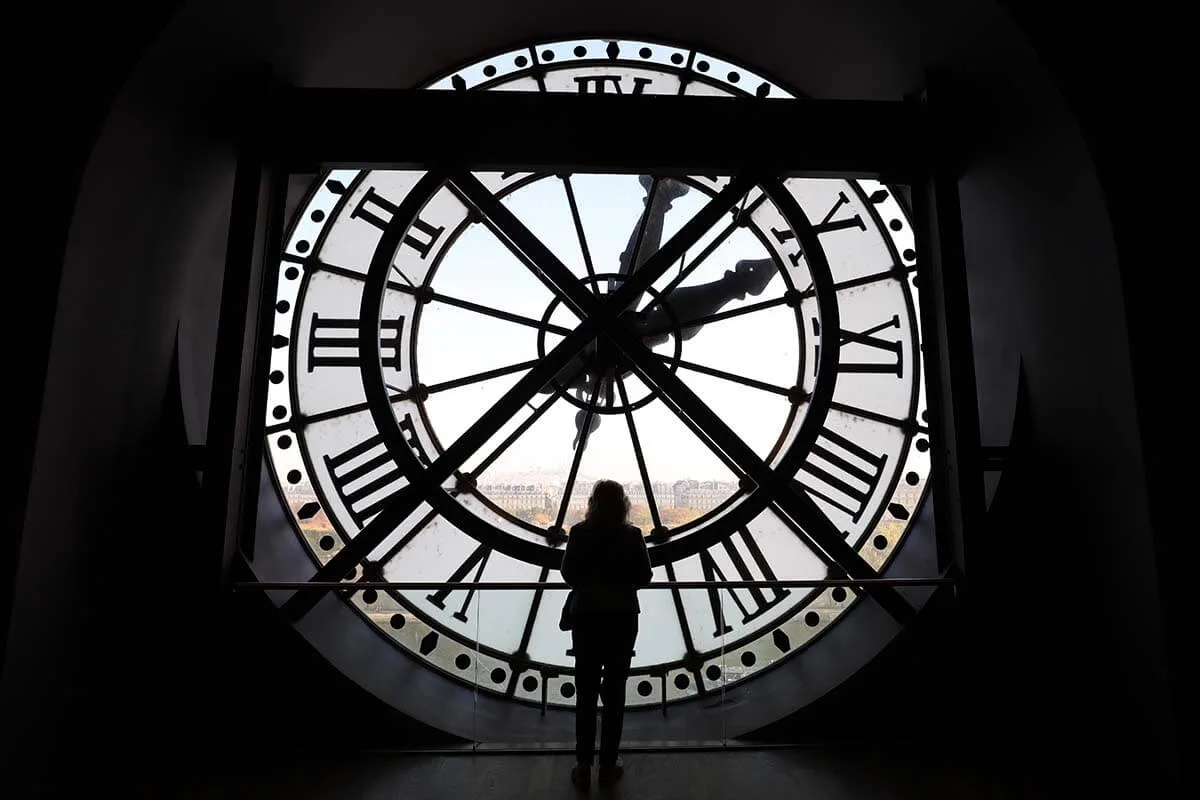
[535,272,685,415]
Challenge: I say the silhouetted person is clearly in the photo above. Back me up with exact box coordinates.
[561,479,652,789]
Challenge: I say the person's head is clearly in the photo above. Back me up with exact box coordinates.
[585,479,630,526]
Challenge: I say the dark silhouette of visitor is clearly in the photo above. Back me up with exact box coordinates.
[561,479,653,790]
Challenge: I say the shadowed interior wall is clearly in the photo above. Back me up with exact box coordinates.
[3,0,1180,793]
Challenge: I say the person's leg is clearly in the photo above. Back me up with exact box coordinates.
[598,616,637,768]
[573,625,602,769]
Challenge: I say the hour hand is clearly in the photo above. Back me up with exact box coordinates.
[619,177,691,280]
[636,257,777,346]
[572,374,610,450]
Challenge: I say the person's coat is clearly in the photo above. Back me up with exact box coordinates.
[561,519,653,616]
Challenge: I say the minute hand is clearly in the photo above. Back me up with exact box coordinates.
[636,257,778,347]
[616,176,691,299]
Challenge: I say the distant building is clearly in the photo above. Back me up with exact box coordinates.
[481,484,551,512]
[672,479,737,512]
[626,480,676,508]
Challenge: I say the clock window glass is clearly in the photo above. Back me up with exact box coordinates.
[250,37,935,735]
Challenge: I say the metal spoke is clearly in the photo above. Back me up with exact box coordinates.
[263,388,406,436]
[829,400,930,435]
[375,506,440,569]
[506,566,551,699]
[561,175,598,284]
[640,192,769,317]
[553,377,603,531]
[615,375,662,532]
[662,561,706,695]
[306,260,573,336]
[623,176,661,277]
[444,180,586,317]
[641,375,745,477]
[388,357,542,400]
[639,294,789,339]
[622,340,916,623]
[655,353,794,397]
[472,362,586,478]
[393,284,573,336]
[452,172,757,328]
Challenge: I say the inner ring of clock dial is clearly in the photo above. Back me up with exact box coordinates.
[407,173,807,536]
[534,272,684,415]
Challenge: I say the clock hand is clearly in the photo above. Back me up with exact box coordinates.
[539,177,688,398]
[566,176,694,440]
[541,258,778,394]
[572,373,609,450]
[636,257,778,348]
[545,178,694,416]
[620,176,691,275]
[615,175,690,301]
[541,177,697,408]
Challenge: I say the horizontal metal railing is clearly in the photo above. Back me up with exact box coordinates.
[233,577,953,591]
[232,574,955,727]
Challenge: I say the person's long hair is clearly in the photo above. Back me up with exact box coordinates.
[585,479,630,527]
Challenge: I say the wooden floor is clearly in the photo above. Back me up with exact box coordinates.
[102,746,1103,799]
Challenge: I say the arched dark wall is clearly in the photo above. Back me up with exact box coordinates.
[3,0,1180,792]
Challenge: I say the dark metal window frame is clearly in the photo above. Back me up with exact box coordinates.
[205,80,980,619]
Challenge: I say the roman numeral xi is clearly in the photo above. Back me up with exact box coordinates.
[770,191,867,266]
[350,186,446,259]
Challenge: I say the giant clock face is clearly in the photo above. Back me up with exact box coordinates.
[261,37,931,713]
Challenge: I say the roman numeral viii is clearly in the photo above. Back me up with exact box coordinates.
[795,428,888,525]
[350,186,446,259]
